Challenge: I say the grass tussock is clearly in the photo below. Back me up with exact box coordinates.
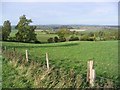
[2,45,119,88]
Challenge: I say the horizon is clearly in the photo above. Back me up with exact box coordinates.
[0,24,118,26]
[1,2,118,25]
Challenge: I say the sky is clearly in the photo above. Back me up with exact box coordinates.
[1,0,119,2]
[0,0,119,25]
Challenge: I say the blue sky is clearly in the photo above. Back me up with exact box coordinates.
[1,2,118,25]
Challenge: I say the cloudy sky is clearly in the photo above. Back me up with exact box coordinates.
[0,0,119,25]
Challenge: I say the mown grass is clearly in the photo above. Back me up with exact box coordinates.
[2,41,118,80]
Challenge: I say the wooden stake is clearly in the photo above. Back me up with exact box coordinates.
[87,61,90,82]
[89,61,93,81]
[46,53,49,70]
[92,69,95,85]
[26,50,28,62]
[87,60,95,87]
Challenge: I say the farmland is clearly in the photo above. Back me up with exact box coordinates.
[2,41,118,76]
[2,40,119,88]
[2,25,119,88]
[1,1,119,88]
[10,27,118,43]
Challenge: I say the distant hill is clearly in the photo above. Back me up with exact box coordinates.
[0,24,118,31]
[35,24,118,31]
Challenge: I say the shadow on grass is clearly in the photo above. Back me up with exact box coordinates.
[3,42,79,49]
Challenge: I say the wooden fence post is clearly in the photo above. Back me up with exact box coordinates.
[89,60,94,87]
[46,53,49,70]
[26,50,28,62]
[87,60,95,87]
[87,61,90,82]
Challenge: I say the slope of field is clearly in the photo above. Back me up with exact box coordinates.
[2,41,118,79]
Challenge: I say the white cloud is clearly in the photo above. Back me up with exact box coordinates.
[1,0,119,2]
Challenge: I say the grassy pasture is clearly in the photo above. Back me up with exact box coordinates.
[10,30,58,43]
[10,29,118,43]
[35,31,57,43]
[2,41,118,80]
[0,55,2,89]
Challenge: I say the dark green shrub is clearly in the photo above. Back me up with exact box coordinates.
[34,40,41,44]
[59,36,66,42]
[88,37,94,41]
[48,38,54,43]
[80,35,89,41]
[54,36,59,43]
[69,36,79,41]
[8,37,16,41]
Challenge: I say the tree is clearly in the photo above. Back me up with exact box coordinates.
[59,37,66,42]
[15,15,37,42]
[57,27,71,38]
[118,31,120,40]
[54,36,59,42]
[2,20,11,41]
[69,35,79,41]
[48,37,54,43]
[56,27,70,42]
[88,32,96,41]
[80,34,89,41]
[98,31,105,41]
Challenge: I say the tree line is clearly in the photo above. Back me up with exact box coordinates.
[1,15,39,43]
[1,15,119,43]
[47,27,119,43]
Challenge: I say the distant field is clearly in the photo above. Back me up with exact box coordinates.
[10,30,72,42]
[10,30,58,42]
[35,31,57,42]
[2,41,118,79]
[10,28,118,43]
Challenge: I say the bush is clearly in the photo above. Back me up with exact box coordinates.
[59,37,66,42]
[48,38,54,43]
[34,40,41,44]
[80,35,89,41]
[69,36,79,41]
[54,36,59,43]
[88,37,94,41]
[8,37,16,42]
[80,34,96,41]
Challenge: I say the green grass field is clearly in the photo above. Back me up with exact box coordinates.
[10,29,118,43]
[0,55,2,89]
[3,30,119,87]
[2,41,118,79]
[36,32,57,42]
[10,30,58,43]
